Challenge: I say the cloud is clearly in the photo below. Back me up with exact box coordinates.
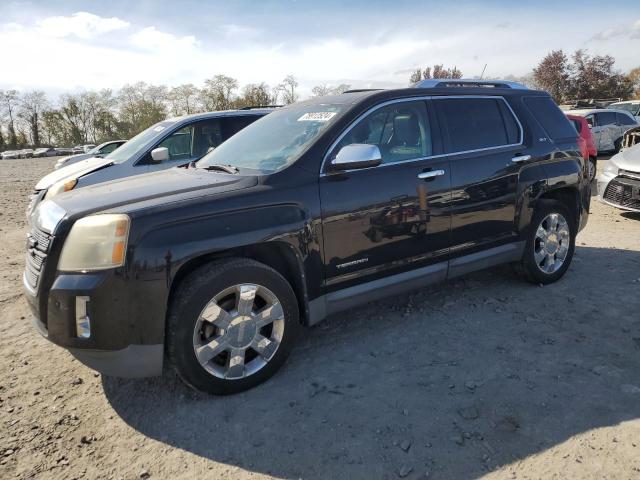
[130,26,198,51]
[37,11,129,39]
[590,19,640,41]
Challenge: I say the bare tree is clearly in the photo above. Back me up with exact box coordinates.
[278,75,299,104]
[237,83,272,107]
[19,91,48,146]
[311,83,352,97]
[0,90,19,148]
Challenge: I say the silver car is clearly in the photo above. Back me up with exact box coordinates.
[54,140,126,170]
[567,108,638,153]
[29,109,273,215]
[608,100,640,124]
[597,129,640,213]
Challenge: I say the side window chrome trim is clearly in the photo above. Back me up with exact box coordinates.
[320,95,524,176]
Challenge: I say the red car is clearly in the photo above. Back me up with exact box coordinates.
[566,113,598,181]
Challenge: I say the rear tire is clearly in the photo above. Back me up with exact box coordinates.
[517,200,576,285]
[166,258,301,395]
[588,157,597,182]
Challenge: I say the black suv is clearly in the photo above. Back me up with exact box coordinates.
[24,80,590,394]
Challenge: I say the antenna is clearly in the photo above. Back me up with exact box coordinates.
[480,64,487,80]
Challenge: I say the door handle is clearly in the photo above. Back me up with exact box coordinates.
[418,169,445,180]
[511,155,532,164]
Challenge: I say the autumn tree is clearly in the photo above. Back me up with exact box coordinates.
[409,65,462,84]
[168,84,201,116]
[236,83,272,107]
[200,75,239,110]
[625,66,640,99]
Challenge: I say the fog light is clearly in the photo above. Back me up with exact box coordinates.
[75,296,91,339]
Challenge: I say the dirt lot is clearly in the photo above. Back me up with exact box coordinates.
[1,157,639,480]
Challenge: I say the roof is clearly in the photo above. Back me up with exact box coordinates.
[567,108,633,115]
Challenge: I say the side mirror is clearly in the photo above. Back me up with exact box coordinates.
[151,147,169,162]
[330,144,382,171]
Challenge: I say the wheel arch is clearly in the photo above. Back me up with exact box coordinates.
[168,240,311,326]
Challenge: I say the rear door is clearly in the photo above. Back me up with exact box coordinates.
[434,96,526,257]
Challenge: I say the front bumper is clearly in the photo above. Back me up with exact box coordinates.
[23,269,164,378]
[597,170,640,213]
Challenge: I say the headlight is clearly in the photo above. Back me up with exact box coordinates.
[47,178,77,197]
[603,161,618,176]
[58,214,130,271]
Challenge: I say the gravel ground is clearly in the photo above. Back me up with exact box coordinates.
[1,157,640,480]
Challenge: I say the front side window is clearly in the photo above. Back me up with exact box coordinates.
[330,100,432,165]
[106,120,176,163]
[157,126,194,162]
[437,97,520,153]
[198,103,346,173]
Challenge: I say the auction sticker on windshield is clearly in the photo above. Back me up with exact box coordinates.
[298,112,337,122]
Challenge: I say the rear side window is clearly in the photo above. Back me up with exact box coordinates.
[436,97,520,153]
[570,119,582,133]
[595,111,617,126]
[523,96,576,141]
[617,112,636,126]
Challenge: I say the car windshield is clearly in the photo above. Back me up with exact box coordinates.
[197,103,346,173]
[105,120,176,163]
[611,103,639,115]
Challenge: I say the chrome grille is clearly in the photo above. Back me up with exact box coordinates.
[603,178,640,211]
[24,228,52,290]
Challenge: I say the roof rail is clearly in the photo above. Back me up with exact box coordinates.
[342,89,385,94]
[413,79,529,90]
[239,105,283,110]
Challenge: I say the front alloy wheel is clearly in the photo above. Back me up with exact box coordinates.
[193,284,285,380]
[167,258,300,395]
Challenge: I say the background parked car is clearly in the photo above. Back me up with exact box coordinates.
[1,150,20,160]
[566,113,598,181]
[32,147,59,158]
[29,108,275,215]
[567,108,638,154]
[608,100,640,123]
[71,144,96,154]
[19,149,35,158]
[55,147,73,156]
[54,140,126,170]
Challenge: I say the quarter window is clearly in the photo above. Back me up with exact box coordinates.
[617,112,637,126]
[436,98,520,153]
[331,101,432,165]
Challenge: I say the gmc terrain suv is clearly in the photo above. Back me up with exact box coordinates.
[24,80,590,394]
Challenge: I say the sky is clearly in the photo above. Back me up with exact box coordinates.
[1,0,639,99]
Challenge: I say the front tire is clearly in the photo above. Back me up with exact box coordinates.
[518,201,576,285]
[166,258,301,395]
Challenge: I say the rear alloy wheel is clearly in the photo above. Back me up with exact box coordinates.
[518,201,576,284]
[167,259,300,395]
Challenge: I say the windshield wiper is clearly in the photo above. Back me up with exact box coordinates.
[199,164,239,174]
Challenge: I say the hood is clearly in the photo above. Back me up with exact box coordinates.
[36,156,112,190]
[611,143,640,172]
[51,166,258,218]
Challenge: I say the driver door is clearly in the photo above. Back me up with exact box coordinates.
[319,99,451,293]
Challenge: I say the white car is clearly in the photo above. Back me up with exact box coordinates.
[609,100,640,123]
[566,108,638,153]
[598,141,640,213]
